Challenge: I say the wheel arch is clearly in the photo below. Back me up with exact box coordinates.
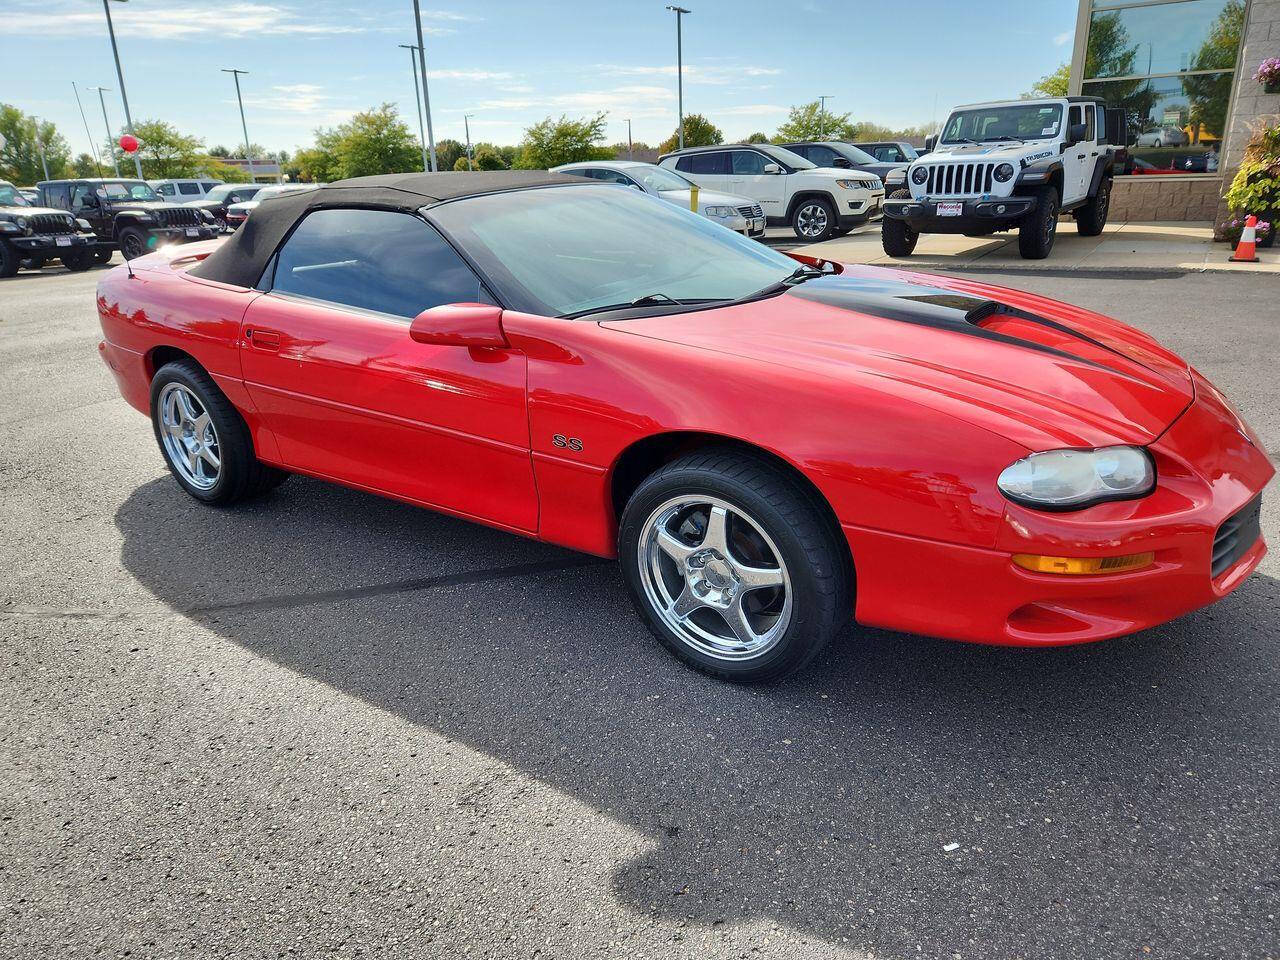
[145,344,201,380]
[608,430,855,586]
[785,190,838,221]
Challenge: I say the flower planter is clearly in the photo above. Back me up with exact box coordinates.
[1266,81,1280,95]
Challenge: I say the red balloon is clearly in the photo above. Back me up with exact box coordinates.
[119,134,139,153]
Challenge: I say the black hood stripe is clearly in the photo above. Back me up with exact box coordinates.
[787,277,1113,371]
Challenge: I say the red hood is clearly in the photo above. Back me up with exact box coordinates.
[603,265,1193,450]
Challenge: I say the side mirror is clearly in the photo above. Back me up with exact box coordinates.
[924,134,937,152]
[762,162,783,174]
[409,303,507,349]
[1067,122,1087,146]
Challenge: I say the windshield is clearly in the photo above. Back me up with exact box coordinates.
[429,184,801,317]
[942,104,1063,143]
[758,144,814,170]
[0,184,31,206]
[98,181,160,201]
[837,144,878,164]
[636,165,694,192]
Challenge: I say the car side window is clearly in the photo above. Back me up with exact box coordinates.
[787,145,810,160]
[269,207,494,319]
[179,182,202,195]
[44,184,71,210]
[70,183,96,209]
[1095,105,1108,144]
[1069,105,1082,131]
[731,151,768,175]
[157,184,175,196]
[566,168,597,180]
[807,145,839,167]
[594,168,635,185]
[1083,106,1096,142]
[688,152,729,175]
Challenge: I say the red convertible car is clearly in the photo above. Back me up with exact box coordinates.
[95,172,1273,682]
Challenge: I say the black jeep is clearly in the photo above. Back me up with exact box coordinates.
[35,178,217,261]
[0,180,99,277]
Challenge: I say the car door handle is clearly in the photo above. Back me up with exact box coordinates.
[245,328,281,350]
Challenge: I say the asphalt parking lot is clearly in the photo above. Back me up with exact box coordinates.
[2,258,1278,959]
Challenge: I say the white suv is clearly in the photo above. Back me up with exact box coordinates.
[150,178,223,200]
[658,143,882,242]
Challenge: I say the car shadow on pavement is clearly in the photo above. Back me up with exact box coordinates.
[115,476,1280,959]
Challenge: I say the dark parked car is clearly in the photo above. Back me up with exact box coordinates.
[0,179,97,276]
[853,141,924,162]
[781,141,905,187]
[36,178,217,261]
[183,182,264,233]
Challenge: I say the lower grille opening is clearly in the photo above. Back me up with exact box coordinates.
[1211,495,1262,578]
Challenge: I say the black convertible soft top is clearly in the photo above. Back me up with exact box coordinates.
[189,171,582,289]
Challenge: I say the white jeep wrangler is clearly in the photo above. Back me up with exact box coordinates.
[881,97,1115,260]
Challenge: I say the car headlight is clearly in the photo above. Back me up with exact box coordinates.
[994,163,1015,182]
[911,166,928,185]
[997,446,1155,510]
[197,209,214,222]
[835,179,866,191]
[76,218,93,231]
[702,205,735,218]
[0,218,22,234]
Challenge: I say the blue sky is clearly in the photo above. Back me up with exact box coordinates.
[4,0,1081,157]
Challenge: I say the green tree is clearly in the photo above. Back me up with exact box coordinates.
[115,119,207,178]
[515,113,611,169]
[0,105,71,183]
[744,132,771,144]
[294,125,342,182]
[435,138,465,172]
[333,104,420,178]
[657,114,723,154]
[1025,62,1070,99]
[473,143,505,170]
[73,153,101,177]
[775,101,855,142]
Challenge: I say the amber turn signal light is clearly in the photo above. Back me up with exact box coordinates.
[1012,552,1155,575]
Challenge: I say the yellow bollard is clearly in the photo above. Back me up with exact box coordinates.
[689,184,699,213]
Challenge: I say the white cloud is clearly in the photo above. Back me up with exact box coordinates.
[593,63,783,86]
[429,70,518,82]
[1053,30,1074,46]
[0,1,468,39]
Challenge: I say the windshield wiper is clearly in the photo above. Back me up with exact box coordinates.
[945,137,981,146]
[630,292,682,307]
[734,264,823,303]
[982,135,1024,144]
[562,295,723,320]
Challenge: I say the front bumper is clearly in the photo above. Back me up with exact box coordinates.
[839,193,884,227]
[147,224,217,244]
[8,232,97,255]
[708,213,766,237]
[883,196,1034,233]
[844,378,1274,646]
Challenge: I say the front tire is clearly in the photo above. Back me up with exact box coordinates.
[0,242,19,278]
[1074,177,1111,237]
[881,189,919,257]
[118,227,147,261]
[792,197,837,242]
[149,360,288,505]
[618,449,850,683]
[1017,186,1059,260]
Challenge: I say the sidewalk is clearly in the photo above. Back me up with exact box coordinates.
[792,220,1280,274]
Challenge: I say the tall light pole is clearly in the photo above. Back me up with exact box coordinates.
[34,125,51,181]
[72,83,105,178]
[411,0,438,171]
[398,43,429,167]
[625,118,633,160]
[221,69,256,183]
[88,86,119,176]
[463,114,474,170]
[666,6,690,151]
[101,0,144,180]
[817,95,833,140]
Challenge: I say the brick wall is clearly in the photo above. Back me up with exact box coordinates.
[1213,0,1280,228]
[1108,177,1222,222]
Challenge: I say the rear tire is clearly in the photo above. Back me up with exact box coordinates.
[881,189,919,257]
[792,197,837,242]
[618,448,850,683]
[118,227,147,261]
[1017,186,1059,260]
[62,251,92,272]
[1074,177,1111,237]
[92,247,113,265]
[149,359,289,506]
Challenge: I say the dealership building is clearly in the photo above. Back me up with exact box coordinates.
[1067,0,1279,221]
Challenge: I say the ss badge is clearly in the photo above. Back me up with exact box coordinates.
[552,434,583,452]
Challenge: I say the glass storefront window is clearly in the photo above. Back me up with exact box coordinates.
[1086,0,1243,78]
[1081,0,1243,175]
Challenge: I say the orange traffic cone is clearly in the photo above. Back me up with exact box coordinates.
[1229,215,1260,263]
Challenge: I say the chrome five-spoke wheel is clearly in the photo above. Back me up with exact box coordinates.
[637,495,793,661]
[158,382,221,490]
[795,202,830,240]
